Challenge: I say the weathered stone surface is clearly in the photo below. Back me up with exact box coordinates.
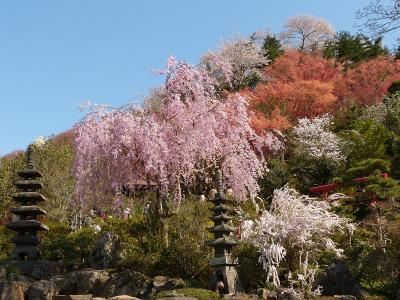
[257,288,270,299]
[0,280,31,300]
[315,262,367,298]
[27,279,59,300]
[90,232,125,269]
[224,293,258,299]
[147,275,186,297]
[332,296,357,300]
[396,289,400,300]
[156,298,198,300]
[276,288,303,300]
[60,270,110,296]
[106,296,141,300]
[0,260,65,280]
[267,292,278,300]
[99,270,148,298]
[51,296,92,300]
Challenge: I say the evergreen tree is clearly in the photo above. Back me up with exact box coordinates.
[262,35,284,61]
[323,31,389,64]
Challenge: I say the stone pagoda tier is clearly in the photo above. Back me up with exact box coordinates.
[206,169,243,295]
[6,144,48,260]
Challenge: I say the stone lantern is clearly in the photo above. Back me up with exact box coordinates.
[207,169,243,295]
[6,144,48,260]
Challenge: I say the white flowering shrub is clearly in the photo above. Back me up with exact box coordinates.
[34,135,48,147]
[242,185,352,288]
[201,35,269,90]
[293,115,345,163]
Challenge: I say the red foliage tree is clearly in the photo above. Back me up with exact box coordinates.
[246,50,400,132]
[335,56,400,107]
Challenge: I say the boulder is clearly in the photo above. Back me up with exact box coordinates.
[225,293,258,299]
[90,232,125,269]
[156,291,198,300]
[51,296,92,300]
[27,280,59,300]
[99,270,148,298]
[106,296,141,300]
[276,288,303,300]
[0,280,31,300]
[0,260,65,280]
[257,288,270,299]
[315,262,367,298]
[60,270,110,296]
[147,275,186,297]
[267,292,278,300]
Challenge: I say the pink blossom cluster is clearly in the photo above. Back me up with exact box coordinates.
[74,57,281,209]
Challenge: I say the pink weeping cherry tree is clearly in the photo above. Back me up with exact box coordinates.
[73,56,282,214]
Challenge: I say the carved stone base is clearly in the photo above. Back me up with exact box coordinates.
[11,245,40,261]
[209,261,243,295]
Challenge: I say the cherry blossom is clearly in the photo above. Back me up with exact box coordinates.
[74,57,282,211]
[201,35,269,90]
[292,115,345,163]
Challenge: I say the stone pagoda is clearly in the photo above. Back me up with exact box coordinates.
[207,169,243,295]
[6,144,48,260]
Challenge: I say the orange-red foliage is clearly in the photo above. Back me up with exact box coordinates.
[246,50,400,132]
[335,56,400,107]
[265,49,341,83]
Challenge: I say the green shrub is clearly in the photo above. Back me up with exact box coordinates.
[40,222,98,266]
[0,226,13,260]
[154,200,213,287]
[233,243,267,293]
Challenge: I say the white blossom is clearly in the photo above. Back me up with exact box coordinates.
[293,115,345,163]
[201,34,269,89]
[34,135,48,147]
[242,185,352,287]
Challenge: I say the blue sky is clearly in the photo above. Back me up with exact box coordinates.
[0,0,398,155]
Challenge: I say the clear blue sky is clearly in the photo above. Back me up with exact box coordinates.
[0,0,397,155]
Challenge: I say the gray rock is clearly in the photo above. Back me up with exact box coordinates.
[147,275,186,298]
[315,262,368,298]
[106,296,141,300]
[51,296,92,300]
[27,280,59,300]
[257,288,270,299]
[156,298,198,300]
[333,296,357,300]
[276,288,303,300]
[90,232,125,269]
[267,292,278,300]
[0,280,31,300]
[0,260,65,280]
[60,270,110,296]
[100,270,148,298]
[225,293,259,299]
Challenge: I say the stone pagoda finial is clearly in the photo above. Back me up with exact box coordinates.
[206,169,243,295]
[216,169,223,195]
[27,144,35,169]
[6,144,48,260]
